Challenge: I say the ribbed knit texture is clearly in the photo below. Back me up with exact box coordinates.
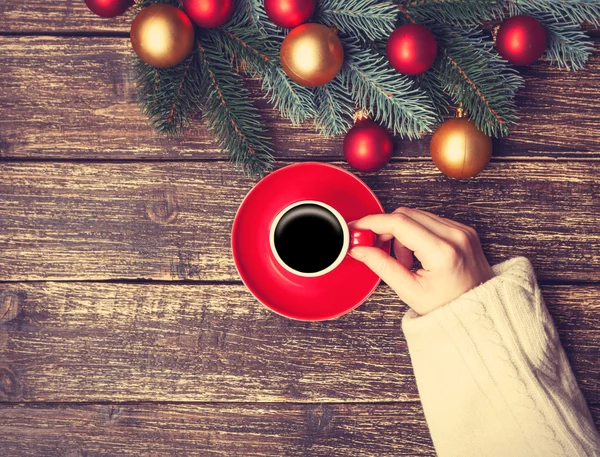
[402,257,600,457]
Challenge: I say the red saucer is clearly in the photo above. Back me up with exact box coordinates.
[231,162,389,321]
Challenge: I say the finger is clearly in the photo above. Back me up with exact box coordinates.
[402,208,475,246]
[413,209,475,235]
[350,213,444,260]
[392,207,453,239]
[393,239,414,270]
[349,220,394,243]
[349,246,417,296]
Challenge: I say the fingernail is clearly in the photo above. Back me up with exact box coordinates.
[349,247,366,261]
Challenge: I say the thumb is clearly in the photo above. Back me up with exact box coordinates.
[349,246,417,296]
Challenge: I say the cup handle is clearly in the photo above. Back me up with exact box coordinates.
[350,229,377,248]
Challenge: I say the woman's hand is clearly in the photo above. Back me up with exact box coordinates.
[349,208,494,315]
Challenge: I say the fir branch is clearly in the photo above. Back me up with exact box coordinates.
[208,27,315,124]
[243,0,286,38]
[542,18,593,71]
[313,77,355,137]
[405,0,503,26]
[196,38,273,177]
[342,38,438,138]
[508,0,600,27]
[315,0,398,41]
[133,52,204,135]
[420,71,449,119]
[434,27,524,137]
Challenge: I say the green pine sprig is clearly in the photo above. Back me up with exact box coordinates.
[315,0,398,41]
[313,76,355,137]
[403,0,504,26]
[432,27,525,137]
[508,0,600,27]
[132,51,204,136]
[342,38,439,139]
[197,37,274,176]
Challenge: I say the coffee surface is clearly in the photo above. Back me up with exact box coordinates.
[274,203,345,274]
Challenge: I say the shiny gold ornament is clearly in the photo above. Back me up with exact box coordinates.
[130,4,195,68]
[430,111,492,179]
[280,23,344,87]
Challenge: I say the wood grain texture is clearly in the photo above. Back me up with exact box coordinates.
[0,0,132,33]
[0,402,437,457]
[1,161,599,282]
[0,282,598,403]
[1,36,599,160]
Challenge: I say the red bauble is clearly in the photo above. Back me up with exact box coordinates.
[386,24,437,75]
[85,0,133,18]
[182,0,235,28]
[264,0,316,28]
[344,120,394,172]
[496,15,547,66]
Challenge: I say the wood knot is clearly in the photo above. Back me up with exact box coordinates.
[305,404,334,435]
[145,188,179,225]
[0,292,23,324]
[104,405,124,424]
[0,366,21,399]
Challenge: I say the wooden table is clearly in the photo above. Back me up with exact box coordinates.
[1,3,599,456]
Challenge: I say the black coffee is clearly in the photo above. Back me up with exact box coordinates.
[274,203,345,274]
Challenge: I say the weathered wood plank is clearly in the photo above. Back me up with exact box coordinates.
[0,0,132,33]
[1,402,437,457]
[0,402,598,457]
[1,161,599,282]
[0,282,597,403]
[0,36,599,160]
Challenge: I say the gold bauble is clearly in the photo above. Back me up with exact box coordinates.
[130,4,195,68]
[430,118,492,179]
[280,23,344,87]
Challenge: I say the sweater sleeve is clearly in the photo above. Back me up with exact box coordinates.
[402,257,600,457]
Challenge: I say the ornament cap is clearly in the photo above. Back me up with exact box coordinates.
[456,103,466,118]
[353,110,371,123]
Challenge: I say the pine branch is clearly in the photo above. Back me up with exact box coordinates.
[542,18,593,71]
[434,27,524,137]
[342,38,438,139]
[196,37,273,177]
[508,0,600,27]
[208,23,315,124]
[420,71,449,119]
[133,51,204,135]
[313,77,355,137]
[404,0,503,26]
[243,0,286,38]
[315,0,398,41]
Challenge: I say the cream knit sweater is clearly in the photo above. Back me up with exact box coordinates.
[402,257,600,457]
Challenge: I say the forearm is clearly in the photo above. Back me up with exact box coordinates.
[403,257,600,457]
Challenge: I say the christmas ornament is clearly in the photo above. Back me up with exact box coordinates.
[430,109,492,179]
[84,0,133,18]
[344,118,394,172]
[182,0,235,29]
[496,15,547,66]
[386,24,437,75]
[264,0,316,29]
[280,23,344,87]
[130,4,195,68]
